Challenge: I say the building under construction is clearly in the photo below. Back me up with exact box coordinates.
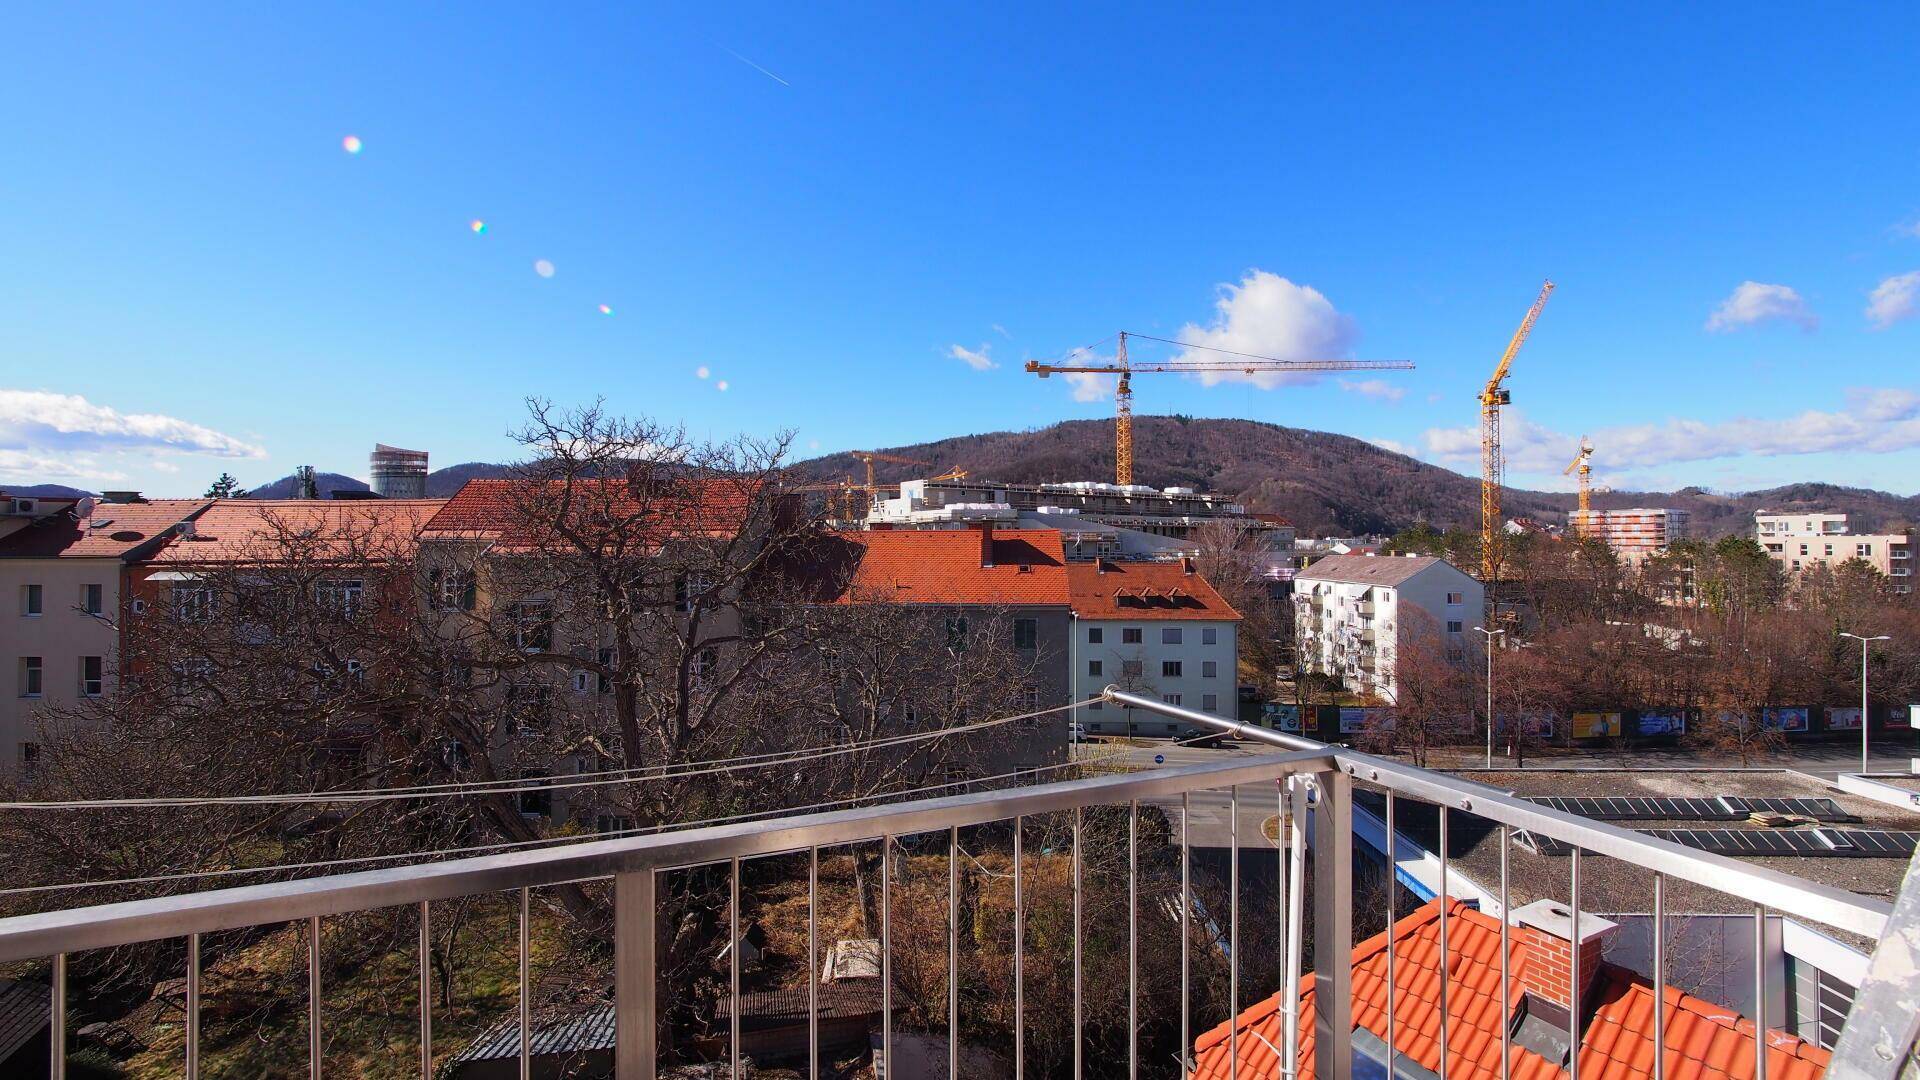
[369,444,429,499]
[1569,506,1689,564]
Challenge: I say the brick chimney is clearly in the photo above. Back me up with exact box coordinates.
[972,522,995,567]
[1510,899,1618,1010]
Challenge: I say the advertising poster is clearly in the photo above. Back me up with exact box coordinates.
[1519,713,1555,739]
[1339,707,1381,734]
[1827,707,1863,731]
[1762,706,1810,733]
[1263,704,1302,732]
[1637,711,1686,736]
[1572,712,1622,738]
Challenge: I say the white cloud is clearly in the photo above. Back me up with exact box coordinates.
[150,459,181,474]
[1423,389,1920,474]
[947,343,997,371]
[1062,371,1117,403]
[1895,219,1920,240]
[1705,281,1817,332]
[0,449,130,484]
[1866,271,1920,329]
[1175,270,1359,388]
[0,390,265,459]
[992,323,1011,339]
[1366,437,1421,457]
[1339,378,1406,403]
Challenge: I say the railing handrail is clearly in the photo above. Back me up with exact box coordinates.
[1104,688,1895,939]
[0,746,1340,963]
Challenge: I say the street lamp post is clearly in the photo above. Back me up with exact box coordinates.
[1474,626,1505,768]
[1840,632,1892,775]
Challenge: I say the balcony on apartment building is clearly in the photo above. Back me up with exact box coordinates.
[1,689,1914,1079]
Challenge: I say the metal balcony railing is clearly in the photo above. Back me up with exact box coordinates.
[0,689,1903,1080]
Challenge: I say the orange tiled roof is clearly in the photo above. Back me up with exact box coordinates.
[141,499,446,564]
[1192,899,1829,1080]
[0,500,210,559]
[797,529,1070,607]
[420,477,762,548]
[1065,560,1241,621]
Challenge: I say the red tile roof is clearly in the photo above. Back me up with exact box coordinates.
[1192,899,1829,1080]
[0,500,210,559]
[798,528,1070,607]
[1065,560,1241,621]
[420,477,762,548]
[140,499,446,564]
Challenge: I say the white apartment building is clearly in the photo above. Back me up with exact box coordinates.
[1756,511,1913,593]
[1293,554,1483,704]
[0,492,210,775]
[1568,507,1689,565]
[1065,559,1240,737]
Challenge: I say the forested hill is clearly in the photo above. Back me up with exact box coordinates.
[791,417,1919,538]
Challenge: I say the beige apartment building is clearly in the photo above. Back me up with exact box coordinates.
[1568,507,1689,564]
[0,492,210,775]
[1756,511,1914,594]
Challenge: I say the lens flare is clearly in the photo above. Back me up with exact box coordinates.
[696,366,711,379]
[716,380,730,392]
[597,304,613,316]
[469,219,487,234]
[533,259,555,278]
[341,135,363,154]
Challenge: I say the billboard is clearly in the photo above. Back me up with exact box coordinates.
[1827,707,1863,731]
[1762,706,1810,733]
[1572,712,1622,739]
[1340,707,1386,734]
[1637,710,1686,737]
[1262,704,1303,732]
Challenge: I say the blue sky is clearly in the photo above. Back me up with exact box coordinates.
[3,4,1918,499]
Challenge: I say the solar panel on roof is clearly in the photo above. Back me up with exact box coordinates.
[1519,827,1919,858]
[1526,795,1854,823]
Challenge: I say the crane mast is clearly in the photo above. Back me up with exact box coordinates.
[1564,435,1594,533]
[1114,332,1134,486]
[1480,280,1554,582]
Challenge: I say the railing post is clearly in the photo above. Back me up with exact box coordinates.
[1311,770,1353,1079]
[615,870,657,1080]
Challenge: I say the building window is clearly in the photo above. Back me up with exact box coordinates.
[1164,693,1182,707]
[174,585,214,622]
[946,617,969,649]
[1020,685,1041,713]
[518,771,552,816]
[598,647,614,693]
[81,584,103,616]
[1446,592,1464,605]
[675,573,713,613]
[1857,543,1872,557]
[433,569,476,611]
[316,579,365,618]
[1088,660,1103,677]
[1823,544,1834,557]
[507,683,553,735]
[1087,700,1103,711]
[1201,627,1217,645]
[1121,660,1143,679]
[1122,627,1143,644]
[81,656,103,697]
[1447,647,1465,664]
[1161,627,1183,645]
[1162,660,1183,678]
[1799,544,1809,556]
[1203,693,1218,713]
[511,601,553,652]
[690,647,719,687]
[21,584,42,617]
[1087,627,1103,644]
[1202,660,1217,678]
[20,657,43,697]
[1446,621,1464,633]
[19,742,40,770]
[1013,618,1038,649]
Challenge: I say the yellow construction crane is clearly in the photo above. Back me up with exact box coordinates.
[1480,280,1555,580]
[1563,435,1593,534]
[1026,331,1414,486]
[850,451,933,493]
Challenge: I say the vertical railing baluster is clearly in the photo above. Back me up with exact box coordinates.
[808,847,820,1080]
[1181,790,1192,1071]
[731,856,743,1080]
[1384,791,1397,1077]
[418,900,432,1080]
[614,872,657,1080]
[307,916,323,1080]
[186,933,201,1080]
[1284,776,1306,1076]
[948,826,959,1080]
[881,839,893,1080]
[1230,785,1240,1080]
[1073,806,1084,1080]
[1499,827,1511,1080]
[1310,772,1353,1079]
[1013,819,1024,1080]
[1652,873,1665,1080]
[520,888,532,1080]
[1439,805,1450,1078]
[1275,780,1287,1079]
[1754,903,1767,1080]
[1128,798,1139,1080]
[1569,849,1582,1080]
[50,952,65,1080]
